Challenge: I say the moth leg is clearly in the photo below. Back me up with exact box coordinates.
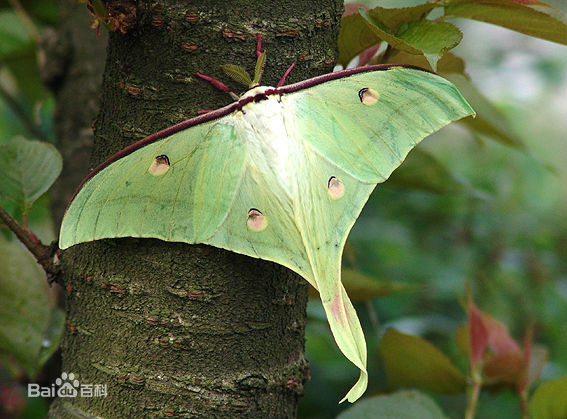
[195,72,240,101]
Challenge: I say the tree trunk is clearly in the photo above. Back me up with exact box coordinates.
[49,0,343,417]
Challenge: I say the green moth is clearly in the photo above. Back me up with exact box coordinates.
[59,64,474,402]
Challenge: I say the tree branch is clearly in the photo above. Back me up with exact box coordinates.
[0,205,60,283]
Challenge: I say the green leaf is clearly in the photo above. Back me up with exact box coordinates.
[0,137,62,215]
[336,389,449,419]
[396,20,463,70]
[36,308,65,367]
[0,10,34,58]
[360,8,462,70]
[380,329,466,394]
[446,75,525,149]
[338,13,382,67]
[389,147,482,195]
[308,268,414,301]
[341,268,414,301]
[385,51,468,78]
[3,53,50,104]
[455,323,469,356]
[528,376,567,419]
[0,238,61,377]
[444,0,567,45]
[368,3,439,32]
[360,10,420,55]
[337,2,440,66]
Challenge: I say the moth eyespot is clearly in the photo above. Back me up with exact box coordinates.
[328,176,345,200]
[247,208,268,232]
[358,88,379,106]
[148,154,170,176]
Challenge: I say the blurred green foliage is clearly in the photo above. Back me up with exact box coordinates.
[0,0,565,418]
[1,1,59,417]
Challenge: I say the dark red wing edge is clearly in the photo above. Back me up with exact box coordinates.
[64,101,242,211]
[64,64,428,211]
[273,63,432,95]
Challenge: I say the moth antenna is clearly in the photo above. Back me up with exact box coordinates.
[195,72,240,100]
[276,62,295,88]
[252,50,267,87]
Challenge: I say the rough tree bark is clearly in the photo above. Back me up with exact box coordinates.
[48,0,343,417]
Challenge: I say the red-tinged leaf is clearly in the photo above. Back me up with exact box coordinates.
[528,376,567,419]
[468,300,489,366]
[380,329,466,394]
[444,0,567,45]
[343,2,368,16]
[483,352,525,385]
[359,45,380,66]
[457,321,547,391]
[481,313,522,357]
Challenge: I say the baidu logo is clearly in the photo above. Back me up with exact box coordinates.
[56,372,79,397]
[28,372,107,398]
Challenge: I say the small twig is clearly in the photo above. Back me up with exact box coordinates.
[464,377,481,419]
[464,365,483,419]
[365,300,380,334]
[0,205,60,283]
[519,388,529,419]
